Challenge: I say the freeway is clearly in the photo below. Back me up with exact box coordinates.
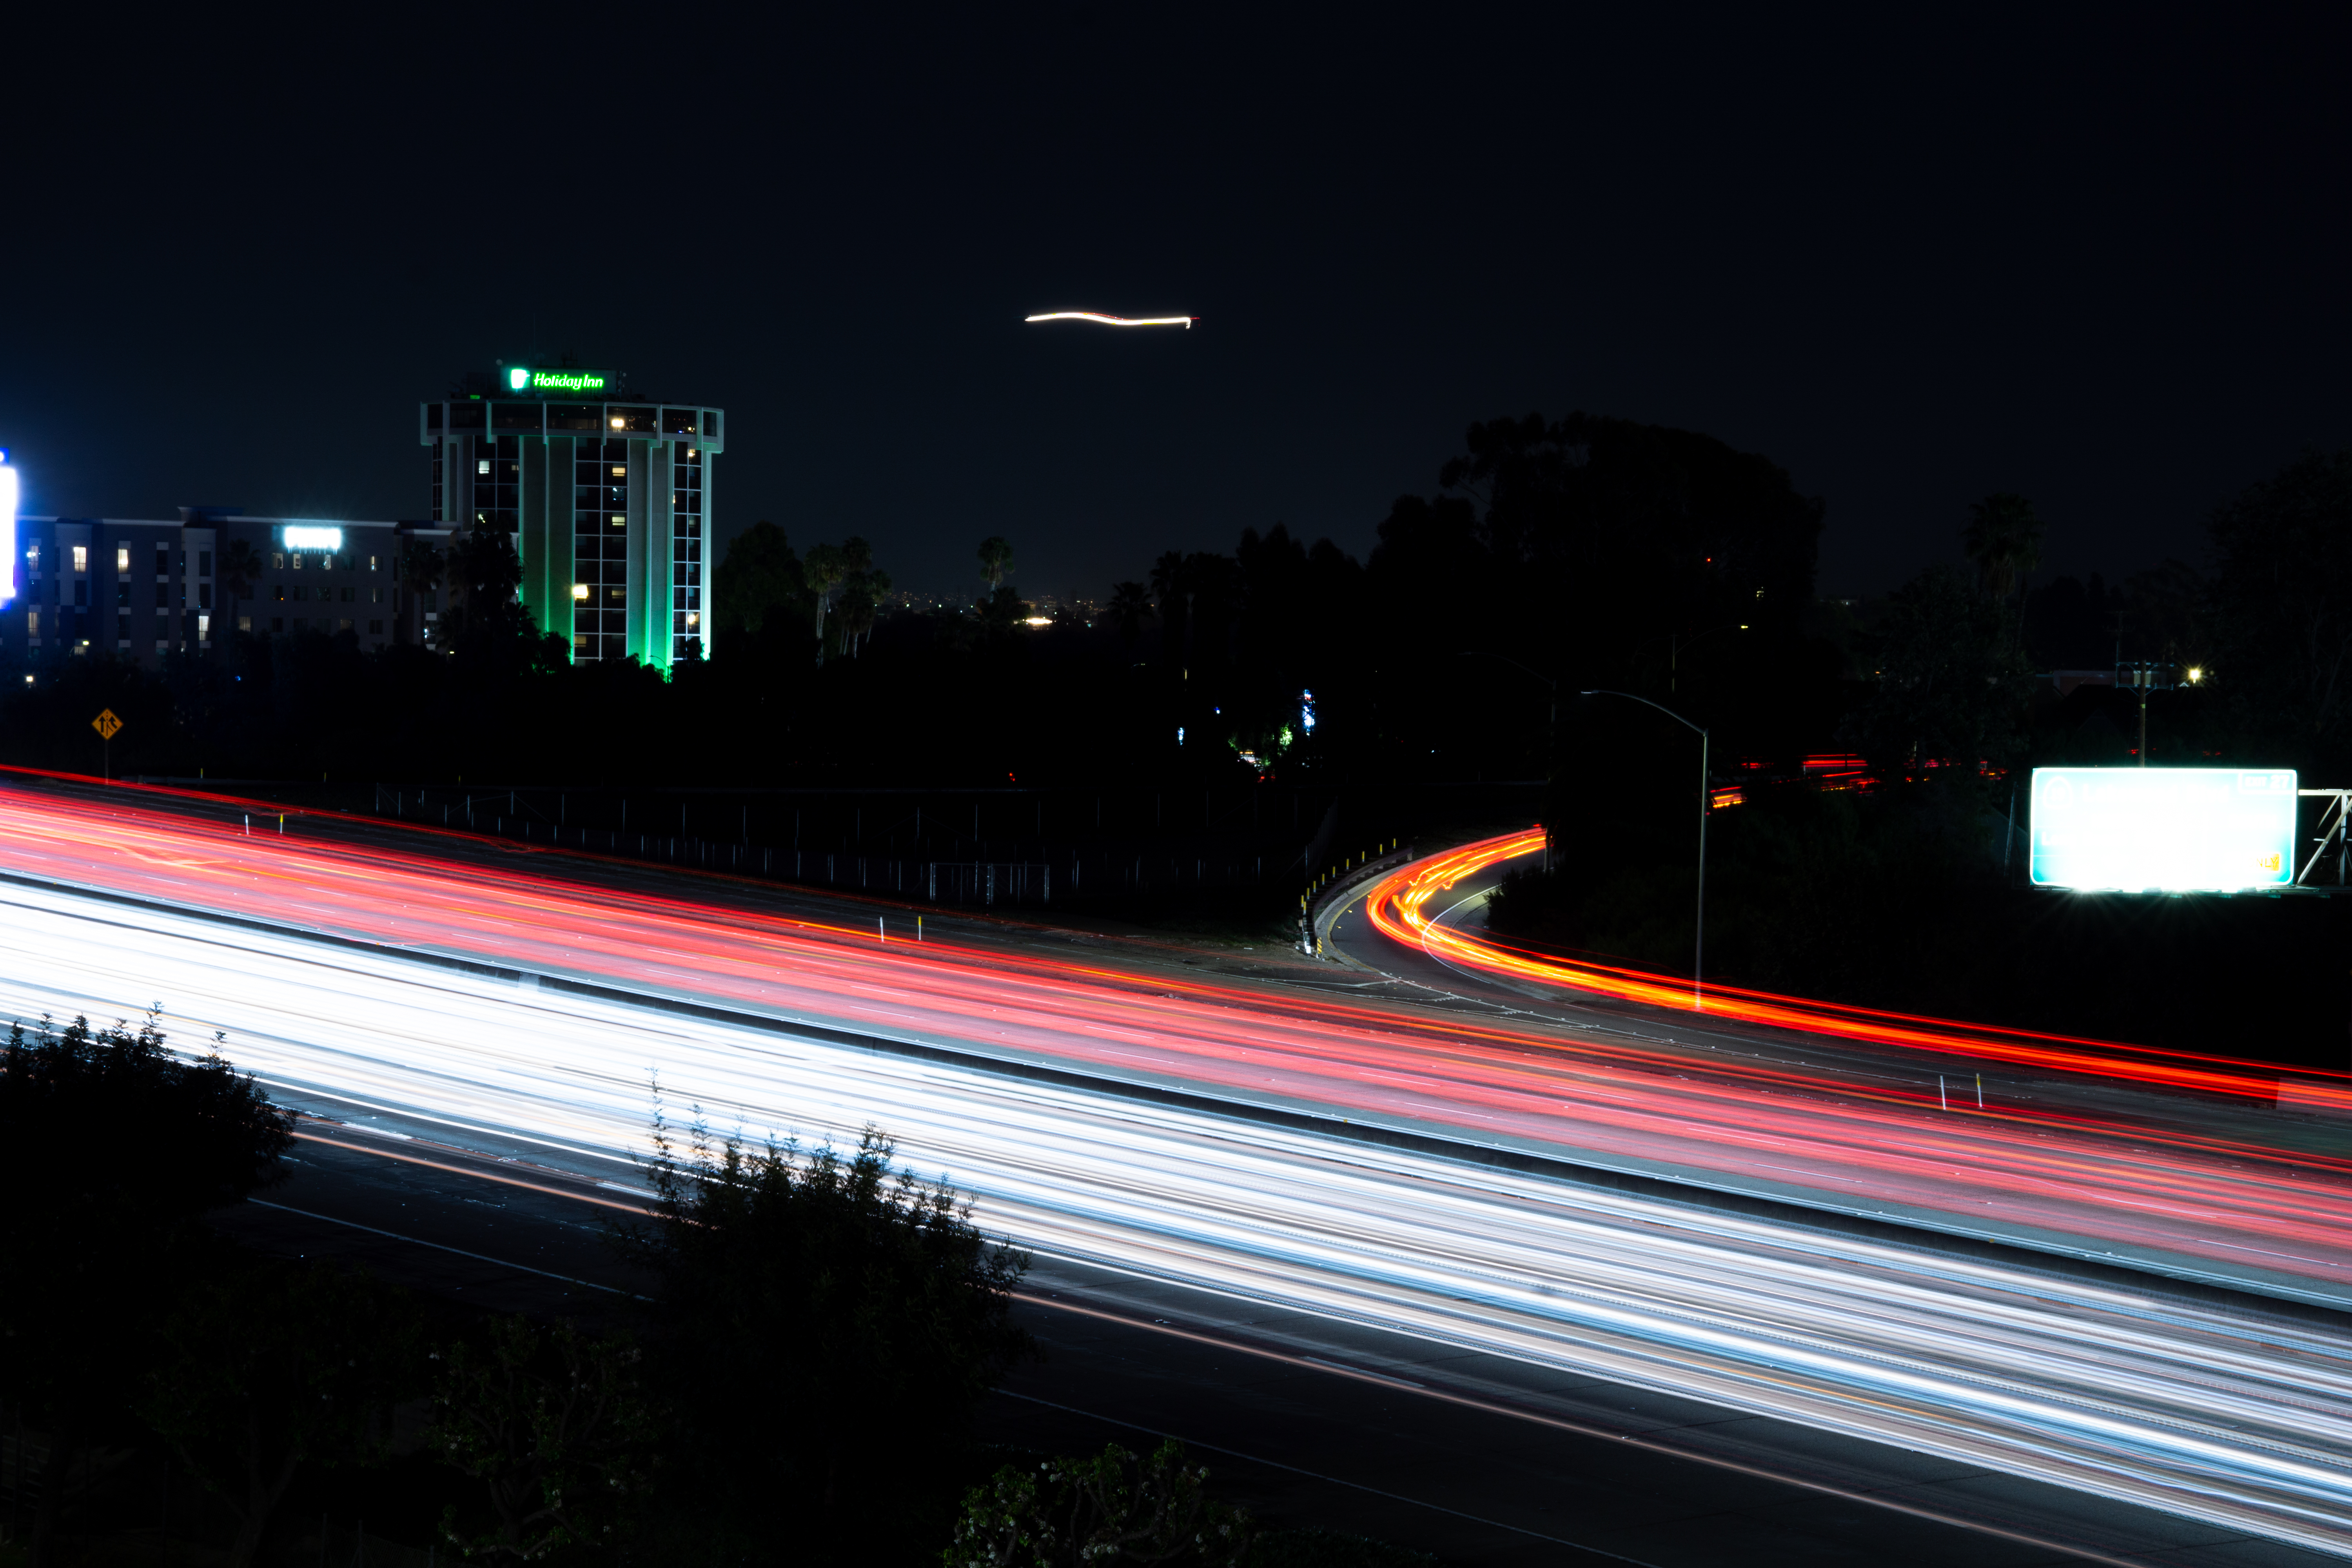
[7,782,2351,1308]
[4,782,2352,1552]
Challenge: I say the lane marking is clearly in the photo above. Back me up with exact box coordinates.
[245,1199,633,1295]
[1011,1293,2171,1568]
[995,1389,1666,1565]
[293,1129,653,1214]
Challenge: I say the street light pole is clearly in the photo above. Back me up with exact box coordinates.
[1581,690,1710,1011]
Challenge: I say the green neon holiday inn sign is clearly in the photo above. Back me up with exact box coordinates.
[505,367,610,393]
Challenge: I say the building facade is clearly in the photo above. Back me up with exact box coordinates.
[0,365,720,673]
[8,510,421,666]
[419,367,723,671]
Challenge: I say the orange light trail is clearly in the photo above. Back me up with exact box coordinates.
[1367,828,2352,1118]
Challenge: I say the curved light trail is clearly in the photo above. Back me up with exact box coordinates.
[3,875,2350,1555]
[1024,311,1196,328]
[1366,829,2352,1117]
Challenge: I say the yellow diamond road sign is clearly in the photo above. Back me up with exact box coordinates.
[92,709,123,740]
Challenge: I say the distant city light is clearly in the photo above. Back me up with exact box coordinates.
[1025,311,1196,328]
[2187,666,2205,684]
[283,526,343,551]
[1300,689,1317,734]
[1177,726,1186,745]
[1023,615,1052,626]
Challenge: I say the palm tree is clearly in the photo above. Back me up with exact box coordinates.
[977,536,1013,592]
[835,567,891,656]
[1108,581,1154,651]
[802,542,847,664]
[218,539,263,640]
[1961,494,2045,602]
[396,537,444,648]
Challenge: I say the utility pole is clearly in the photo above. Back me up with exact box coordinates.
[2116,661,2203,765]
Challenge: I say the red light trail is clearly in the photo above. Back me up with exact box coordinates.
[1,782,2348,1305]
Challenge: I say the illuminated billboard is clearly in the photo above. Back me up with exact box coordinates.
[0,450,15,606]
[2030,767,2298,891]
[282,526,344,551]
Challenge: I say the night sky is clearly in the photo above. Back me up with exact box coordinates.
[5,7,2345,603]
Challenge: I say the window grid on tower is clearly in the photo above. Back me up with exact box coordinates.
[573,442,628,662]
[672,446,703,659]
[474,436,520,531]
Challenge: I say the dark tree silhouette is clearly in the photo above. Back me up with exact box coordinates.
[0,1013,292,1568]
[612,1118,1029,1555]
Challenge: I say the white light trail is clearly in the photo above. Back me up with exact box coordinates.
[1024,311,1195,328]
[5,880,2352,1555]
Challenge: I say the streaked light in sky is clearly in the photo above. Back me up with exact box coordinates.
[1024,311,1195,328]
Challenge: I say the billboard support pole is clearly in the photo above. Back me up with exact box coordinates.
[2294,789,2352,887]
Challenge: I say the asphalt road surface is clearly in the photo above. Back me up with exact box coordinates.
[218,1109,2340,1567]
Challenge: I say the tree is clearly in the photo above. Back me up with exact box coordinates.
[1107,581,1154,651]
[1843,563,2036,780]
[1373,412,1826,783]
[428,1316,661,1562]
[612,1120,1029,1550]
[443,519,528,647]
[2207,448,2352,771]
[218,538,263,636]
[835,564,892,657]
[397,537,445,647]
[944,1440,1252,1568]
[0,1013,292,1568]
[978,536,1014,591]
[713,520,804,637]
[144,1259,426,1568]
[1961,493,2045,603]
[830,537,887,657]
[803,541,848,665]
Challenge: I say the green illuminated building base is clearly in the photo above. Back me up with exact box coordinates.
[419,374,723,671]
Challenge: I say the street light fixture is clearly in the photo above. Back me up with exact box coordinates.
[1581,690,1711,1012]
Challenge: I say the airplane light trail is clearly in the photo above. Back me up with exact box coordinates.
[3,875,2350,1555]
[1024,310,1196,327]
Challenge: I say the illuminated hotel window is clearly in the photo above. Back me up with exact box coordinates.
[116,546,129,571]
[25,545,38,570]
[272,554,285,570]
[73,546,87,573]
